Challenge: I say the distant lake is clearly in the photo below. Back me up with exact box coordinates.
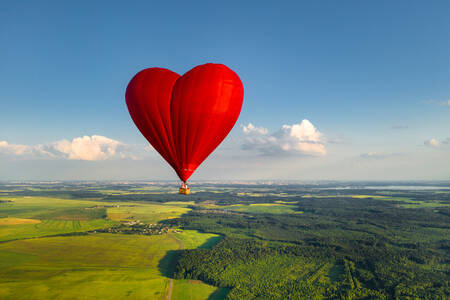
[364,185,450,190]
[318,185,450,190]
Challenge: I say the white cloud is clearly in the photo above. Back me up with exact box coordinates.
[424,138,440,148]
[360,152,403,159]
[440,100,450,107]
[425,99,450,107]
[53,135,122,160]
[242,119,326,156]
[0,135,139,160]
[0,141,30,156]
[424,137,450,149]
[242,123,268,135]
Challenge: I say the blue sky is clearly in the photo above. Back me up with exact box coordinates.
[1,1,449,181]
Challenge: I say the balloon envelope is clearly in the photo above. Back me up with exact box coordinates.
[126,63,244,182]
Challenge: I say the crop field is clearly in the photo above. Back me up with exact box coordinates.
[0,182,448,299]
[0,230,222,300]
[0,187,225,300]
[0,197,107,219]
[106,203,190,223]
[0,197,116,242]
[0,218,114,242]
[0,218,41,225]
[171,280,228,300]
[173,230,223,249]
[0,232,221,300]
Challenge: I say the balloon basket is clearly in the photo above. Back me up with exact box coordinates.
[179,187,190,195]
[179,182,190,195]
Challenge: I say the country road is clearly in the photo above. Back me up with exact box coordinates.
[167,279,173,300]
[167,233,185,300]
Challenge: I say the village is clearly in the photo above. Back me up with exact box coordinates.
[94,220,177,236]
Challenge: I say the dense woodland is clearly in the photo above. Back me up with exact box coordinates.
[163,190,450,299]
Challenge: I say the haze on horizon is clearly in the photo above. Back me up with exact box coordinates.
[1,1,449,181]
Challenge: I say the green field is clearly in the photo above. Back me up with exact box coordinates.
[0,197,107,219]
[0,218,114,242]
[107,203,190,223]
[0,197,115,242]
[0,231,222,300]
[173,230,223,249]
[0,193,225,299]
[172,280,229,300]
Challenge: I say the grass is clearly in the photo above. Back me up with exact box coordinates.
[36,207,107,220]
[164,201,196,207]
[172,280,227,300]
[174,230,222,249]
[0,218,41,225]
[0,232,224,300]
[0,219,114,242]
[0,196,225,300]
[0,196,116,242]
[0,196,111,219]
[106,203,190,223]
[399,202,449,208]
[275,200,298,204]
[0,234,175,300]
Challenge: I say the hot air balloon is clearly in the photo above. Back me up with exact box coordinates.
[125,63,244,194]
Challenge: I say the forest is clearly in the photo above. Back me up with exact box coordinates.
[163,186,450,299]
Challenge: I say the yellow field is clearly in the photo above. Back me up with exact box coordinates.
[164,201,196,207]
[0,218,41,225]
[106,203,190,223]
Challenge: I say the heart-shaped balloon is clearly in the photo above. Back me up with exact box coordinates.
[125,63,244,182]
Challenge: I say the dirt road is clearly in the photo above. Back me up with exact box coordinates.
[167,233,184,300]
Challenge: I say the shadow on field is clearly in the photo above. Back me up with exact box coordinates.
[198,235,223,249]
[158,249,183,278]
[159,234,223,278]
[207,287,230,300]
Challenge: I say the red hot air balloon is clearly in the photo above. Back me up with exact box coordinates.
[126,63,244,194]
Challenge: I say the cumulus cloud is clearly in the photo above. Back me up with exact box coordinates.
[242,123,268,135]
[53,135,122,160]
[242,120,326,156]
[424,138,440,148]
[0,141,30,156]
[424,137,450,149]
[0,135,139,160]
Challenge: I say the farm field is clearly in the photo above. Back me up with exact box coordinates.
[0,187,225,300]
[0,196,116,242]
[0,232,221,300]
[0,218,114,242]
[106,202,190,223]
[0,181,449,299]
